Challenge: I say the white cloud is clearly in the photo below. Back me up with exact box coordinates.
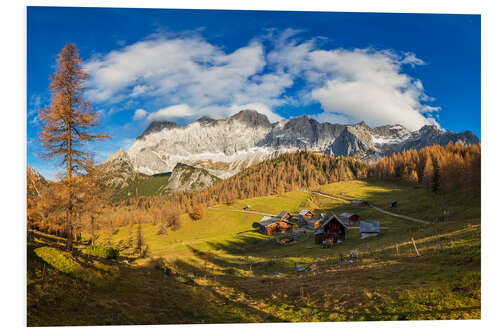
[304,48,437,130]
[133,108,147,120]
[145,102,283,124]
[84,32,440,130]
[146,104,193,123]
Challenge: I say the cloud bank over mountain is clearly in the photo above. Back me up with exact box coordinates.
[84,30,440,131]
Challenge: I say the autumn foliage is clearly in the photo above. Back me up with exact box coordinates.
[369,143,481,195]
[190,204,206,220]
[37,43,108,250]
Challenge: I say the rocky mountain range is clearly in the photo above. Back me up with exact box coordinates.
[108,110,480,179]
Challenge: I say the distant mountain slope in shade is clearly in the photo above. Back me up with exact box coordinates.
[165,163,220,191]
[107,110,479,179]
[101,149,219,198]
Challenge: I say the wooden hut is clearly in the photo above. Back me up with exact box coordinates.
[314,229,325,244]
[277,211,292,222]
[298,209,313,221]
[305,218,322,230]
[360,221,380,239]
[350,200,369,207]
[298,209,316,228]
[314,215,347,244]
[338,212,360,225]
[258,216,293,235]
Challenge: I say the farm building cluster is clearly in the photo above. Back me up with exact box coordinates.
[256,204,380,247]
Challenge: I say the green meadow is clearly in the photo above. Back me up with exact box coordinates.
[27,180,480,325]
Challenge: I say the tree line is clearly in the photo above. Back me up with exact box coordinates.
[368,143,481,195]
[28,43,481,251]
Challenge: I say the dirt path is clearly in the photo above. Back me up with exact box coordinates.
[312,192,431,225]
[208,207,272,216]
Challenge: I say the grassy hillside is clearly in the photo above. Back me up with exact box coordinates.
[28,179,480,325]
[316,180,480,221]
[113,174,171,201]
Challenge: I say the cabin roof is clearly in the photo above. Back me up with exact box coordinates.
[321,215,347,229]
[339,212,358,218]
[277,211,290,218]
[259,216,293,227]
[299,209,312,216]
[314,228,324,235]
[351,200,367,204]
[258,216,281,226]
[360,221,380,233]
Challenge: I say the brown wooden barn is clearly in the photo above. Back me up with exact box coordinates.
[338,212,360,225]
[277,211,292,222]
[314,215,347,244]
[299,209,313,220]
[298,209,314,226]
[303,218,322,230]
[350,200,369,207]
[258,216,293,235]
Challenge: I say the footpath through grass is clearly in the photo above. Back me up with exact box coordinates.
[27,179,481,325]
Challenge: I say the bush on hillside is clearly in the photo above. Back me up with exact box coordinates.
[84,245,119,259]
[190,204,206,220]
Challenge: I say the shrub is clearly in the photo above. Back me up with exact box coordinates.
[84,245,119,259]
[34,246,86,280]
[190,204,206,220]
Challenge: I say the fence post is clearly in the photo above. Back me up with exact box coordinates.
[395,243,399,256]
[411,237,420,256]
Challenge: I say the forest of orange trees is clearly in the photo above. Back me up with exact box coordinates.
[28,144,480,244]
[369,143,481,195]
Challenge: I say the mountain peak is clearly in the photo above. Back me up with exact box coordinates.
[229,109,271,127]
[418,124,443,134]
[105,148,129,163]
[196,116,215,124]
[138,120,181,139]
[120,109,479,178]
[354,121,370,129]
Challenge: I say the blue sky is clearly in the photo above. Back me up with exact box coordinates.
[27,7,480,179]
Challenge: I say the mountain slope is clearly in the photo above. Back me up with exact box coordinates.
[114,110,479,179]
[103,149,219,199]
[166,163,220,191]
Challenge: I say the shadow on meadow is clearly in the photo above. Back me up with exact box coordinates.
[28,235,285,326]
[28,179,481,325]
[164,200,481,322]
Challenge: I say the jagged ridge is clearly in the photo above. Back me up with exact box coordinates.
[109,110,479,179]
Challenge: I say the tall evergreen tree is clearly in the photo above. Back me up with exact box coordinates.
[431,156,441,193]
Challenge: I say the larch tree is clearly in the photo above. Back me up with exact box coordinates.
[39,43,108,251]
[77,162,112,245]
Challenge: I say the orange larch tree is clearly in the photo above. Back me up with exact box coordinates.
[39,43,108,251]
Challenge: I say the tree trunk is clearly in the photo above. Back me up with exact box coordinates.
[66,204,73,251]
[91,215,95,245]
[66,114,73,251]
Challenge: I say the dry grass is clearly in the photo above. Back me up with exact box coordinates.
[27,179,480,325]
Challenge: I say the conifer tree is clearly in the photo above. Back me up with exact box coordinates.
[409,170,419,184]
[431,156,441,193]
[135,222,144,254]
[422,154,434,191]
[39,43,108,250]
